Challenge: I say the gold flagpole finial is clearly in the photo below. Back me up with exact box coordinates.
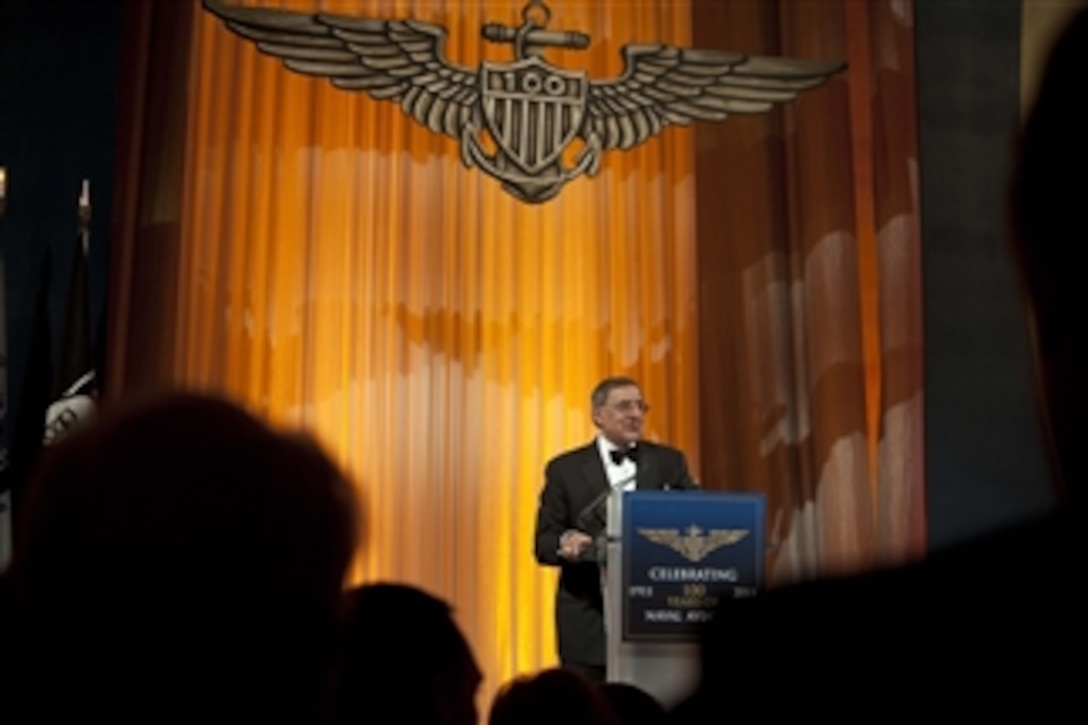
[0,167,7,220]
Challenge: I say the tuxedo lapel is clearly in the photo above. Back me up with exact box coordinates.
[635,442,656,490]
[578,443,609,498]
[576,444,609,533]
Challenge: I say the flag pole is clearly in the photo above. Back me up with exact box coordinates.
[0,166,8,220]
[78,178,91,256]
[0,167,9,570]
[42,179,97,448]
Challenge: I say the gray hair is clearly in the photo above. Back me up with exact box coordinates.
[591,376,640,409]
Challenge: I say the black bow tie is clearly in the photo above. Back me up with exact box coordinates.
[609,446,638,465]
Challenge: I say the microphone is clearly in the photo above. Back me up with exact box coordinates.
[576,486,613,533]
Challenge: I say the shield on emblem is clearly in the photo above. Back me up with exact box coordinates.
[479,57,587,176]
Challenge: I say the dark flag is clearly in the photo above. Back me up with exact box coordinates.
[43,181,96,446]
[4,248,53,529]
[1,241,10,568]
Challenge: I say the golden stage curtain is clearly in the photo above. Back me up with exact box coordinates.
[180,0,696,697]
[107,0,923,704]
[693,0,924,582]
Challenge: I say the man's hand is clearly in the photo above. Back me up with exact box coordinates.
[558,530,593,561]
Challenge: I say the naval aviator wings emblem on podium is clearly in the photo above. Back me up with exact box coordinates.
[203,0,845,204]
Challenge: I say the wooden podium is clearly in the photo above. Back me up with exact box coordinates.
[600,490,765,706]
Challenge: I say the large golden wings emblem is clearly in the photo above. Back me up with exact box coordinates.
[203,1,844,203]
[638,525,749,563]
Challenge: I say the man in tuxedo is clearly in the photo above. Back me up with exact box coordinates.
[534,376,697,683]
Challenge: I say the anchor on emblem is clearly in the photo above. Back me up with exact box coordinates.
[462,1,599,203]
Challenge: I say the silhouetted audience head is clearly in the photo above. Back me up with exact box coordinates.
[489,668,618,725]
[1010,8,1088,500]
[5,391,358,721]
[333,583,482,725]
[601,682,666,725]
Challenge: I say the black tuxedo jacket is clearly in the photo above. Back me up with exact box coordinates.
[533,440,697,666]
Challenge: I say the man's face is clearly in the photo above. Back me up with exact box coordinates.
[592,384,646,446]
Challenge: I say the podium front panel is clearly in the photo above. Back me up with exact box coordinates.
[604,490,765,706]
[622,491,765,642]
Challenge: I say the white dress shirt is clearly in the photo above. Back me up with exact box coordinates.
[596,435,637,492]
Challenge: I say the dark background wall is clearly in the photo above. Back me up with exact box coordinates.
[0,0,121,455]
[916,0,1054,550]
[0,0,1058,549]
